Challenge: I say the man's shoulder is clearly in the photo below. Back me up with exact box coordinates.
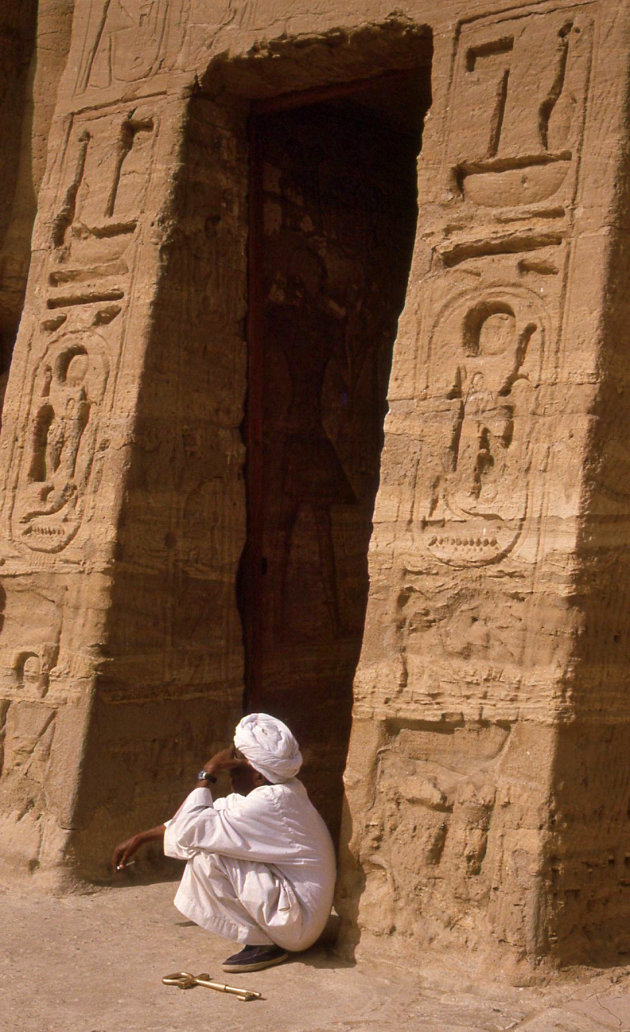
[260,778,306,798]
[219,779,307,817]
[219,782,290,813]
[248,779,308,811]
[252,780,297,802]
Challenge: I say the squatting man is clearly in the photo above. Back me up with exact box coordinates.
[113,713,336,973]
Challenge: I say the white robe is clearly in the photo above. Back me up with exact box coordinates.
[163,780,336,950]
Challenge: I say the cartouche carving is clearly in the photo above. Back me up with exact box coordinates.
[12,333,109,552]
[415,287,545,567]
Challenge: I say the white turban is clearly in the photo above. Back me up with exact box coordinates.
[234,713,302,784]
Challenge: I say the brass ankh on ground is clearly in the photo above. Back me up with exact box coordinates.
[162,970,262,1001]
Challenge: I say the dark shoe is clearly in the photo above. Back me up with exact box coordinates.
[222,944,289,973]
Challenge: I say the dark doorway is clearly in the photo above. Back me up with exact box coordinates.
[243,71,430,840]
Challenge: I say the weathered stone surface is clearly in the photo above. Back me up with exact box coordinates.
[0,0,628,975]
[339,0,630,970]
[0,1,74,397]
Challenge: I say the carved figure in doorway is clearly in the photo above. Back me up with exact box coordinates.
[265,244,357,638]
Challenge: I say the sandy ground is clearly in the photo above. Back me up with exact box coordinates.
[2,876,630,1032]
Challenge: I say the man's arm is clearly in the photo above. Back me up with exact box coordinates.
[112,746,246,870]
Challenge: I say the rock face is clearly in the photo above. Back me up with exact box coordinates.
[0,0,628,967]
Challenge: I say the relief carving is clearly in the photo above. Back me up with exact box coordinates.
[54,111,155,242]
[1,701,56,784]
[265,262,357,639]
[17,654,47,696]
[76,0,190,93]
[48,107,157,311]
[11,647,58,699]
[449,6,593,208]
[12,334,109,552]
[360,721,508,935]
[395,577,527,700]
[358,4,598,952]
[415,287,546,567]
[4,104,160,557]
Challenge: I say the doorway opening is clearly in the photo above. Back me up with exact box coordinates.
[0,1,39,422]
[242,69,431,839]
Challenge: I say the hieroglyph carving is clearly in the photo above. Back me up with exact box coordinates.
[357,721,509,938]
[75,0,191,93]
[415,288,546,567]
[50,105,156,274]
[6,103,160,556]
[11,649,57,699]
[408,4,594,568]
[12,334,109,552]
[447,4,593,209]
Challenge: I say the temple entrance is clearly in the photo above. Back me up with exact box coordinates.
[242,72,429,838]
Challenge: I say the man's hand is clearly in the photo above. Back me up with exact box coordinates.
[112,825,165,871]
[203,745,249,778]
[113,834,142,870]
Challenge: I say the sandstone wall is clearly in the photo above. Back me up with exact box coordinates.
[0,2,74,385]
[0,0,627,969]
[339,0,630,968]
[0,2,37,382]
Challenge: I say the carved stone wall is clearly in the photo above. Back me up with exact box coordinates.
[0,0,628,970]
[0,2,196,884]
[340,0,630,968]
[0,2,37,389]
[0,2,74,393]
[69,89,251,868]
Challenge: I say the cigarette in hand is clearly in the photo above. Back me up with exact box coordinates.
[116,860,137,871]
